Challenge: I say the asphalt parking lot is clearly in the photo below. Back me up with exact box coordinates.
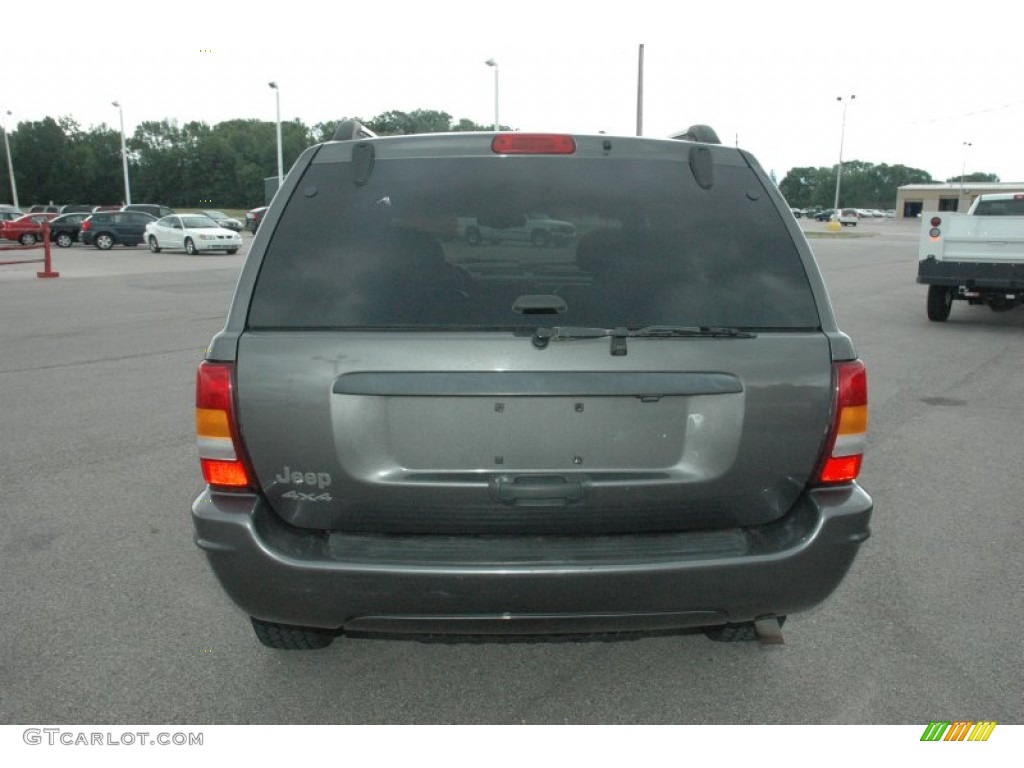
[1,217,1021,725]
[0,234,251,279]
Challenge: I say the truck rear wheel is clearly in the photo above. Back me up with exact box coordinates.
[251,617,335,650]
[704,616,786,642]
[927,285,952,322]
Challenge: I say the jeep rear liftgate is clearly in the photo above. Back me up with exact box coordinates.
[234,331,833,534]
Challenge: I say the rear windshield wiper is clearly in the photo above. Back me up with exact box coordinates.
[532,325,756,355]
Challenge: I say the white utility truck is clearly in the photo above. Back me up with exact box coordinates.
[918,193,1024,321]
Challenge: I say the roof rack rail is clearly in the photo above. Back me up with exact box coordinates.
[669,124,721,145]
[333,119,378,141]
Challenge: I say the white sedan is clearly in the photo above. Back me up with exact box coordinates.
[145,214,242,255]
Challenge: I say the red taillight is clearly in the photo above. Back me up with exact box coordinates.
[200,458,251,487]
[930,216,941,227]
[81,219,91,231]
[195,361,254,490]
[491,134,576,155]
[816,360,868,485]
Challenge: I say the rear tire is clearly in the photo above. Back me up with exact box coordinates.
[704,616,786,642]
[927,285,952,322]
[226,248,238,254]
[56,232,74,248]
[251,618,335,650]
[148,236,161,253]
[185,237,197,255]
[19,233,37,246]
[95,233,114,250]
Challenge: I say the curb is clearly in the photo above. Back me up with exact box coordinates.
[0,257,44,266]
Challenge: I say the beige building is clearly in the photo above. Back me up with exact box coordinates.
[895,182,1024,218]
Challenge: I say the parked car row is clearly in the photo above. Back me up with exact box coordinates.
[1,203,245,251]
[809,209,858,225]
[22,203,123,215]
[812,208,859,225]
[1,208,244,254]
[795,207,896,221]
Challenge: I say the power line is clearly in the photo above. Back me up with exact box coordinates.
[910,99,1024,126]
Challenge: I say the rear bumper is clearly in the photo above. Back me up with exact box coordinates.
[918,257,1024,289]
[192,485,872,634]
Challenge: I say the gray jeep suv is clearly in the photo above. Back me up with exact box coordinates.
[192,121,872,649]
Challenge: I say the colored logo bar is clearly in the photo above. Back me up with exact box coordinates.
[921,721,997,741]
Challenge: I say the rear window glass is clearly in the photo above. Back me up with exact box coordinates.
[248,153,819,330]
[973,198,1024,216]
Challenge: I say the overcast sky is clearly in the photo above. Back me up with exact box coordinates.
[5,1,1022,184]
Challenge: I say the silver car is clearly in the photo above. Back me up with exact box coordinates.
[192,122,873,649]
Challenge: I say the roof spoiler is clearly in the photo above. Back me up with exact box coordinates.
[333,119,378,141]
[669,124,721,145]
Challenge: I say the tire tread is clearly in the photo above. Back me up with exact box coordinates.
[251,618,335,650]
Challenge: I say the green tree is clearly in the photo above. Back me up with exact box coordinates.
[945,171,999,183]
[365,109,500,136]
[778,166,833,209]
[311,121,341,144]
[367,110,440,135]
[211,118,281,206]
[453,117,495,132]
[70,125,123,205]
[780,161,933,209]
[9,117,75,205]
[132,119,190,206]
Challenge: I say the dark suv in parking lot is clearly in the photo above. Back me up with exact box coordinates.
[80,210,156,249]
[244,206,268,233]
[193,121,872,650]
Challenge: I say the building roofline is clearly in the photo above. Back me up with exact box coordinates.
[898,182,1024,191]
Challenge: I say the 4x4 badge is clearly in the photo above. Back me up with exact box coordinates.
[281,490,332,502]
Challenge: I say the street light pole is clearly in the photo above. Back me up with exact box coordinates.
[269,82,284,189]
[636,44,644,137]
[830,94,855,228]
[1,110,18,209]
[112,101,131,205]
[485,59,499,131]
[959,141,972,211]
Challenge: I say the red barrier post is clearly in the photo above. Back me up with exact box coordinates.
[37,220,59,278]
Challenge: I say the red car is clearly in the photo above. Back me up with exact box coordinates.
[0,213,59,246]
